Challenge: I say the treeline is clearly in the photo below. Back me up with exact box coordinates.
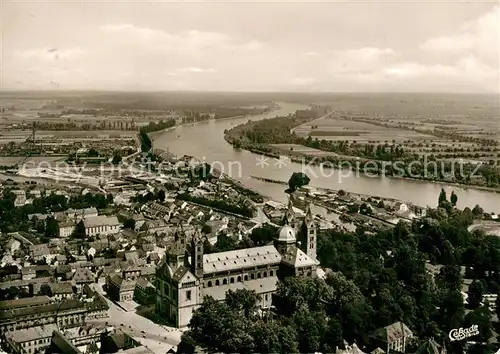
[181,205,500,354]
[139,130,152,152]
[227,116,500,188]
[140,119,176,134]
[202,224,278,254]
[138,119,176,152]
[0,190,113,232]
[177,193,254,218]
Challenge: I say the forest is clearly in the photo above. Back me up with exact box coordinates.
[180,201,500,354]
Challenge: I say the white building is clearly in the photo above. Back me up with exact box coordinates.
[156,205,318,328]
[58,221,76,238]
[83,215,121,237]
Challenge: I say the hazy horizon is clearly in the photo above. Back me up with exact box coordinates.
[2,1,499,93]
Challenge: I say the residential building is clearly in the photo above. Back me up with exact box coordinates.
[71,268,95,291]
[82,215,121,237]
[415,339,447,354]
[335,343,366,353]
[58,220,76,238]
[67,207,98,221]
[51,282,74,300]
[134,277,155,305]
[5,324,57,354]
[0,294,108,335]
[107,271,137,302]
[371,321,413,353]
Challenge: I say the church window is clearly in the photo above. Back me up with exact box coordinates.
[230,277,235,283]
[186,290,192,301]
[257,273,261,279]
[244,275,248,281]
[237,276,242,282]
[251,273,255,280]
[207,281,212,287]
[215,280,220,286]
[269,270,274,276]
[223,279,228,285]
[263,271,267,277]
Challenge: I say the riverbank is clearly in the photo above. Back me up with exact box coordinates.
[250,175,404,204]
[148,103,281,151]
[225,131,500,196]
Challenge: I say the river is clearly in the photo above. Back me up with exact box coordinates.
[153,102,500,213]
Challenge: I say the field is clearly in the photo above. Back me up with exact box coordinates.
[270,144,339,157]
[0,156,63,166]
[294,117,437,143]
[291,94,500,164]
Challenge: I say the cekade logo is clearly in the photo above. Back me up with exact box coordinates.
[449,325,479,341]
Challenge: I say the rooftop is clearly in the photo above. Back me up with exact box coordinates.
[203,276,278,301]
[203,245,281,275]
[6,324,57,343]
[0,295,51,311]
[281,246,317,268]
[83,215,120,228]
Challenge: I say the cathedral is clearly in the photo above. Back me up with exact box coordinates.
[155,201,318,328]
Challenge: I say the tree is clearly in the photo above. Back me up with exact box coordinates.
[189,163,212,181]
[225,289,260,318]
[112,154,122,165]
[123,218,136,230]
[450,191,458,206]
[464,306,492,343]
[201,224,212,235]
[437,265,463,291]
[249,224,277,246]
[287,172,310,192]
[495,291,500,320]
[87,148,99,157]
[438,188,447,206]
[72,220,86,238]
[38,284,52,297]
[472,204,484,217]
[467,280,484,309]
[359,203,373,215]
[44,217,59,238]
[438,289,465,330]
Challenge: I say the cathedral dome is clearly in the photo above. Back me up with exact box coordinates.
[276,224,296,243]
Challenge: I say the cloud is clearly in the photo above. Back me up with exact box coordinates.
[338,47,395,61]
[18,47,85,61]
[101,24,261,53]
[420,5,499,66]
[177,67,216,73]
[291,77,316,85]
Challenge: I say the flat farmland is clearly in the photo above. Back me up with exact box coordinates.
[0,156,63,166]
[294,117,436,142]
[0,157,24,165]
[271,144,340,157]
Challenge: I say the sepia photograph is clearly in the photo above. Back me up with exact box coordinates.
[0,1,499,353]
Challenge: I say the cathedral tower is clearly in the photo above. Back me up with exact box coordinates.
[302,204,317,262]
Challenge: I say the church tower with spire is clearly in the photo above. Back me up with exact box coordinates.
[190,229,204,279]
[283,197,296,230]
[302,204,317,262]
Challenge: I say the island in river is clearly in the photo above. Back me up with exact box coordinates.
[152,99,500,213]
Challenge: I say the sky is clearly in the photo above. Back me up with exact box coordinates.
[1,0,499,93]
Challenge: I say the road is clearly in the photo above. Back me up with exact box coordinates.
[88,284,182,351]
